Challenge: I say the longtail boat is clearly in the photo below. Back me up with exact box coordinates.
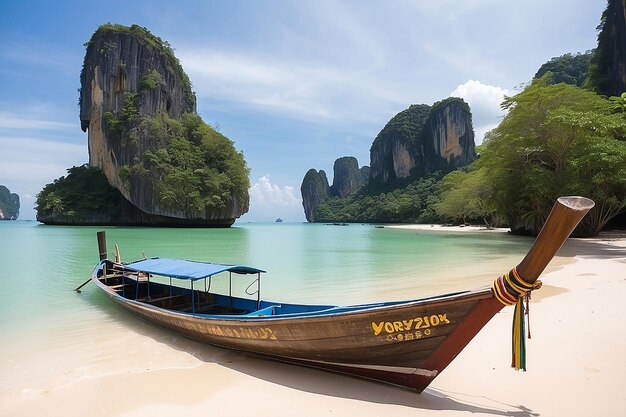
[86,196,594,392]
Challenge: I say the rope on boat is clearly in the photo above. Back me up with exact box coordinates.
[492,267,542,371]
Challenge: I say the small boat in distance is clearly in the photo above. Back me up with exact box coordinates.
[86,197,594,392]
[275,218,283,223]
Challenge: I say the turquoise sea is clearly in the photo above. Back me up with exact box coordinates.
[0,220,535,405]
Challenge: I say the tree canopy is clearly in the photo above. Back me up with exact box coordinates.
[436,75,626,236]
[119,111,250,215]
[534,51,593,87]
[36,165,123,220]
[314,172,443,223]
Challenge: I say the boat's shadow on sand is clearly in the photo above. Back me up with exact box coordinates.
[214,351,539,417]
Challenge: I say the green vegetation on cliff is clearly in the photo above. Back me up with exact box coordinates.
[80,22,250,220]
[535,51,593,87]
[87,23,194,106]
[104,97,250,213]
[36,165,122,220]
[136,112,249,213]
[371,104,431,149]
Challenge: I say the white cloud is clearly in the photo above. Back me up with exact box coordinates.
[177,47,408,128]
[450,80,509,144]
[249,175,300,207]
[0,136,87,197]
[451,80,508,112]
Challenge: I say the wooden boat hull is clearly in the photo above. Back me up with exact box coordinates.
[88,197,596,392]
[92,271,491,391]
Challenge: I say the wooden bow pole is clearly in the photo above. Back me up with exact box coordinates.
[515,196,595,284]
[414,196,595,392]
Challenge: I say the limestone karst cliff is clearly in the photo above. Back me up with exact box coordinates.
[369,98,475,187]
[301,169,332,222]
[331,157,369,198]
[301,97,475,222]
[604,0,626,96]
[54,23,250,226]
[589,0,626,97]
[301,157,369,222]
[0,185,19,220]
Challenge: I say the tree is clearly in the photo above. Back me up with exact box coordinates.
[35,165,122,219]
[534,51,593,87]
[436,168,498,226]
[477,75,626,236]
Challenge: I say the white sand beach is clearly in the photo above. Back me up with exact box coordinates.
[2,232,625,417]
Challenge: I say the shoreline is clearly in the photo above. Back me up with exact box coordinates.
[386,223,510,233]
[2,235,625,416]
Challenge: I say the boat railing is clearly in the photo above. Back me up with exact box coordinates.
[244,278,259,296]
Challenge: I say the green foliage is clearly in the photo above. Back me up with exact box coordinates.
[431,97,471,114]
[102,92,138,143]
[609,92,626,113]
[139,69,163,91]
[435,168,499,225]
[124,112,250,214]
[371,104,431,149]
[35,165,122,219]
[314,172,443,223]
[534,51,593,87]
[87,23,194,106]
[438,75,626,236]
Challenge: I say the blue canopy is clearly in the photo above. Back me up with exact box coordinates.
[122,257,265,281]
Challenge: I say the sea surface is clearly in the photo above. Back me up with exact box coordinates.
[0,220,535,401]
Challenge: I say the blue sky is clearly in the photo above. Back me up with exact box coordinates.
[0,0,604,221]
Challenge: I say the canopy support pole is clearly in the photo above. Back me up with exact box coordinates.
[229,272,233,309]
[257,273,261,310]
[135,273,140,300]
[191,280,195,313]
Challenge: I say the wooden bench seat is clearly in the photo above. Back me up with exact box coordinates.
[109,283,131,290]
[137,294,188,305]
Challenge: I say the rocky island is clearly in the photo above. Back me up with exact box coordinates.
[301,157,369,222]
[36,24,250,226]
[0,185,20,220]
[302,98,476,222]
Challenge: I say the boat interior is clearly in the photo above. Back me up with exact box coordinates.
[95,259,472,319]
[95,259,340,317]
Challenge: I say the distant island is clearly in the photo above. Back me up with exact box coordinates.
[300,0,626,237]
[0,185,20,220]
[36,24,251,227]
